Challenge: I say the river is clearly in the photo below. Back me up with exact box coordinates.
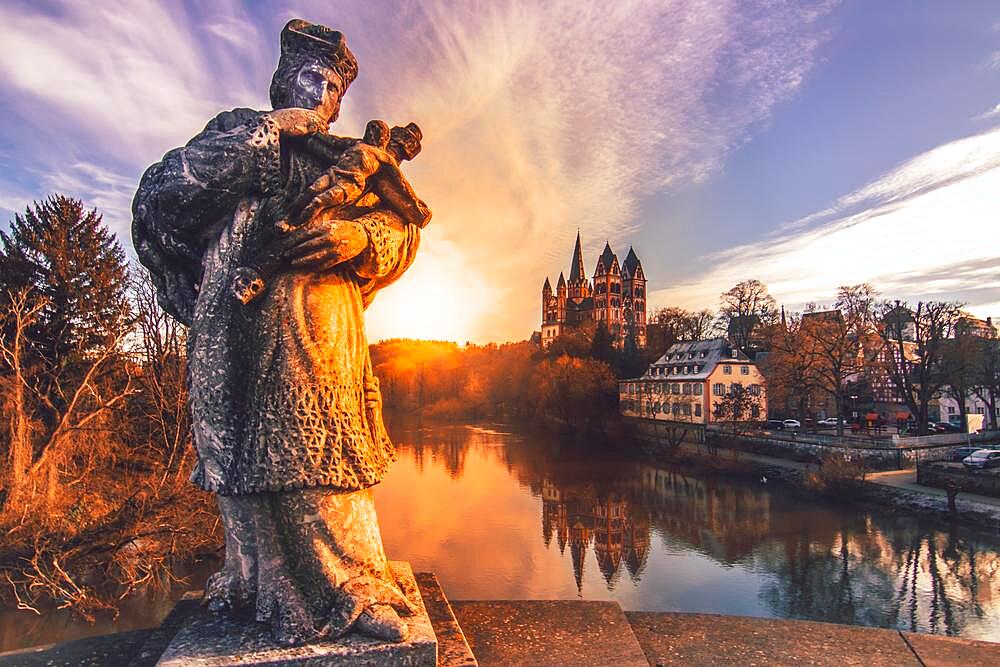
[2,421,998,652]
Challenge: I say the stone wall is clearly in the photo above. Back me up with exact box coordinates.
[624,417,982,471]
[918,461,1000,499]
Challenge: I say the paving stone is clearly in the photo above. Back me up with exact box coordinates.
[0,628,151,667]
[452,600,647,667]
[625,612,918,666]
[903,631,1000,666]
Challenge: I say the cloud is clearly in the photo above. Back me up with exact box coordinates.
[0,0,838,342]
[975,103,1000,121]
[649,126,1000,317]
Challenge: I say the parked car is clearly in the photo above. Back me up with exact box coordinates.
[951,446,982,462]
[782,419,801,429]
[934,422,962,433]
[818,417,846,427]
[962,449,1000,470]
[764,419,785,431]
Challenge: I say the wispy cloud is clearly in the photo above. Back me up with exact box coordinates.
[0,0,838,341]
[650,126,1000,316]
[975,103,1000,120]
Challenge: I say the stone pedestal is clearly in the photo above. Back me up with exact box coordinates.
[157,562,436,666]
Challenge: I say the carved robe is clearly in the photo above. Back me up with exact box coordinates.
[133,108,418,496]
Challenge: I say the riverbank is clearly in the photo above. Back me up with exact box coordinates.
[4,577,998,666]
[626,422,1000,534]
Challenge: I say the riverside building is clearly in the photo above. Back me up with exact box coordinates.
[620,338,767,423]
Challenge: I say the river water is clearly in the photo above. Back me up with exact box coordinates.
[2,421,999,652]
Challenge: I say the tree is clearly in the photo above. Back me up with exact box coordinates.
[718,280,778,358]
[941,316,984,432]
[712,383,763,438]
[0,196,134,512]
[798,284,878,435]
[973,337,1000,431]
[876,300,963,435]
[0,195,131,368]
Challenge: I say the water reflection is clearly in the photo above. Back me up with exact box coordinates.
[378,422,1000,641]
[2,421,997,652]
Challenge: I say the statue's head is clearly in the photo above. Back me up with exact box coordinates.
[269,19,358,124]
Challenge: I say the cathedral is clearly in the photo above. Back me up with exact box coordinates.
[540,232,647,349]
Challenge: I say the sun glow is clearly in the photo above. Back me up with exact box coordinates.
[365,235,487,343]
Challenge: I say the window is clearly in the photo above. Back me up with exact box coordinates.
[683,383,692,395]
[683,366,689,375]
[741,365,749,375]
[672,403,681,416]
[700,351,706,358]
[695,403,702,417]
[723,365,732,375]
[748,384,761,396]
[713,383,724,396]
[751,405,760,418]
[681,403,692,416]
[688,353,694,359]
[694,384,703,396]
[947,406,956,415]
[672,383,680,394]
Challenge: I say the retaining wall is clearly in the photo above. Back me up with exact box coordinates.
[918,461,1000,499]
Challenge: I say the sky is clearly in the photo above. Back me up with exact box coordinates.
[0,0,997,343]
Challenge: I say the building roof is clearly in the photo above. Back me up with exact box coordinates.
[557,272,566,289]
[595,242,619,276]
[566,297,594,312]
[801,309,843,324]
[640,337,752,381]
[542,277,552,292]
[569,231,587,284]
[621,246,642,279]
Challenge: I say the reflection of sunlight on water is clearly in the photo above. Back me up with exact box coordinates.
[377,420,1000,642]
[6,421,1000,653]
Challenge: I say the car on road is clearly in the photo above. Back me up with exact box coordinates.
[782,419,801,429]
[764,419,785,431]
[817,417,846,427]
[962,449,1000,470]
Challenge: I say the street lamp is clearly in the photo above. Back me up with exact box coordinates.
[850,394,858,420]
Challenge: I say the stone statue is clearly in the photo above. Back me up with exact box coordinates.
[131,19,430,646]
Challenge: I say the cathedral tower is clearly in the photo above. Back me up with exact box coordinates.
[622,246,647,348]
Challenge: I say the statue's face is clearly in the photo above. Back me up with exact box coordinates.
[290,63,345,124]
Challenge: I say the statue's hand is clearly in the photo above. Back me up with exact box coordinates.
[282,218,368,270]
[265,107,328,137]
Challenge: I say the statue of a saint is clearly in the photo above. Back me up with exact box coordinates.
[132,19,430,645]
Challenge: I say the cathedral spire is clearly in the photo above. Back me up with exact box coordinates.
[569,230,586,284]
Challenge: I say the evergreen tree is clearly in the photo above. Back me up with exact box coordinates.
[0,195,131,365]
[590,320,614,365]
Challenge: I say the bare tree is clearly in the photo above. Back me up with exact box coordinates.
[799,284,879,435]
[877,300,963,435]
[0,289,46,509]
[130,270,190,488]
[718,280,778,358]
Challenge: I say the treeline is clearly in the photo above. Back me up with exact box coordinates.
[0,196,218,620]
[370,332,620,431]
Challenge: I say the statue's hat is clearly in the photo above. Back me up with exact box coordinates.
[279,19,358,86]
